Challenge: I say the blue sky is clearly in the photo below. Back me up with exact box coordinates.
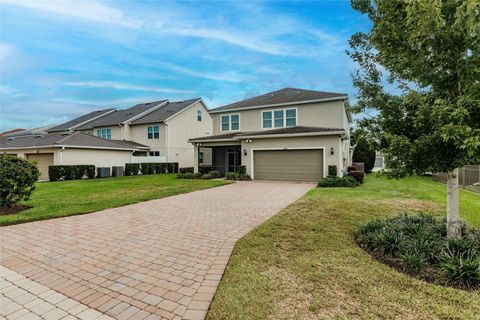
[0,0,370,131]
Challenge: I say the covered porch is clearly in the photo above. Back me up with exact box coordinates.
[194,143,242,175]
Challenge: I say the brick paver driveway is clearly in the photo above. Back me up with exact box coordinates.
[1,181,313,320]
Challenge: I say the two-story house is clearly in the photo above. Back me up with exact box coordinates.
[1,98,212,179]
[189,88,352,181]
[48,98,212,167]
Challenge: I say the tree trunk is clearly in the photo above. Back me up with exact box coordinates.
[446,168,461,239]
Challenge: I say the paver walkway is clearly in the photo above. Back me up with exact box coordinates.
[1,181,313,320]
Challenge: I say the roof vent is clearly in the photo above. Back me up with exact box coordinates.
[7,137,14,141]
[34,135,42,138]
[286,90,300,96]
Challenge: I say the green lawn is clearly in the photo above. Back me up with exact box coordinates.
[0,174,229,226]
[207,175,480,320]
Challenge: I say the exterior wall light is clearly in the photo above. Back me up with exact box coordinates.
[330,147,334,155]
[243,149,247,156]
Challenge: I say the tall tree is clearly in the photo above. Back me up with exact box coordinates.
[348,0,480,238]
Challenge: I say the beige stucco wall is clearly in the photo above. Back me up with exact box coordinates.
[165,101,213,167]
[87,126,123,140]
[61,148,132,167]
[1,148,60,163]
[129,123,167,155]
[240,135,345,178]
[211,100,345,134]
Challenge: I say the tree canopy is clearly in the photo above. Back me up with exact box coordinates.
[349,0,480,177]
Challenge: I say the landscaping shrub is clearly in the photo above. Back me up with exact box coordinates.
[356,213,480,290]
[317,176,359,188]
[225,172,251,181]
[140,163,151,175]
[84,165,95,178]
[48,165,95,181]
[0,156,40,208]
[328,165,337,177]
[178,170,220,180]
[239,165,247,175]
[179,167,194,174]
[125,163,140,176]
[48,166,63,181]
[348,170,365,184]
[177,172,194,179]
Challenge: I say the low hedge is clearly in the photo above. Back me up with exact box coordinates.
[125,162,179,176]
[177,170,220,180]
[225,172,251,181]
[48,165,95,181]
[348,170,365,184]
[179,167,194,174]
[356,213,480,290]
[317,176,359,187]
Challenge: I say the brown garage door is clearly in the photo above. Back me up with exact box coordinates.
[26,153,54,180]
[253,149,324,181]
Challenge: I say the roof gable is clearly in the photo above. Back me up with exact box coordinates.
[130,98,202,125]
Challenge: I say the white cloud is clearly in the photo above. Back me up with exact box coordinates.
[64,81,195,94]
[0,43,15,63]
[0,0,340,57]
[154,61,248,83]
[0,85,24,98]
[0,0,139,28]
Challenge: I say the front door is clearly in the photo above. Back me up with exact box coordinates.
[227,149,240,172]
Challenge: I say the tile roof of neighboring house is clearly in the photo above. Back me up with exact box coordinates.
[209,88,348,113]
[0,132,138,150]
[0,128,26,136]
[75,100,168,130]
[130,98,201,125]
[189,126,345,142]
[48,109,115,132]
[4,124,57,137]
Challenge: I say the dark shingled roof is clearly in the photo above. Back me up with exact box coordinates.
[130,98,201,125]
[74,100,167,130]
[48,109,115,132]
[210,88,347,113]
[0,132,139,150]
[189,126,344,142]
[111,140,150,149]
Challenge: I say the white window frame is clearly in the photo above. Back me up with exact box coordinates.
[220,113,240,132]
[147,125,160,139]
[96,128,112,139]
[261,107,297,129]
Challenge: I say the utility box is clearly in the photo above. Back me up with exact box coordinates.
[97,167,111,178]
[112,166,124,177]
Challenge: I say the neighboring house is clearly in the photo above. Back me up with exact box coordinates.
[372,153,386,172]
[189,88,353,181]
[0,128,26,136]
[0,132,144,180]
[48,98,212,167]
[1,98,212,179]
[1,125,57,137]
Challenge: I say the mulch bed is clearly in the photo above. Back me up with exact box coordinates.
[0,205,32,216]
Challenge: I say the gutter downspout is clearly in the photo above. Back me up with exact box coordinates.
[165,122,169,163]
[59,146,65,165]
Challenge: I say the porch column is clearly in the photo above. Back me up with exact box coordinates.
[193,144,199,173]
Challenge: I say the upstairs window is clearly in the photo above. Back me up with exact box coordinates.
[221,114,240,131]
[262,111,272,128]
[197,110,202,121]
[148,126,160,139]
[274,110,284,128]
[149,151,160,156]
[96,128,111,139]
[262,108,297,129]
[286,109,296,127]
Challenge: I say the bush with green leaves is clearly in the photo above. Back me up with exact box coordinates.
[356,213,480,290]
[177,170,220,180]
[0,156,40,208]
[328,165,337,177]
[179,167,194,174]
[225,172,251,181]
[317,176,359,188]
[48,165,95,181]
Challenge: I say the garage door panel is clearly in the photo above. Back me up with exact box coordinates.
[26,153,54,180]
[253,149,323,181]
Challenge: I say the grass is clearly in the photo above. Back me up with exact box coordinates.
[0,174,229,226]
[207,175,480,320]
